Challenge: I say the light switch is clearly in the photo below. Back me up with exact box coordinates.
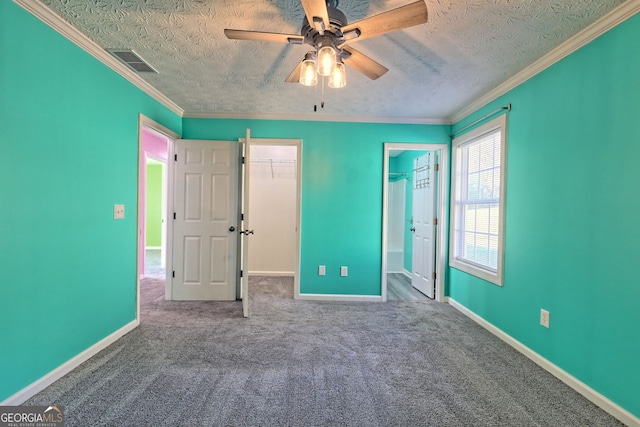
[318,265,326,276]
[114,204,125,219]
[340,266,348,277]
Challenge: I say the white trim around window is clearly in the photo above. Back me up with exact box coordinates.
[450,114,507,286]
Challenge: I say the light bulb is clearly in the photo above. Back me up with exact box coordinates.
[317,46,336,77]
[299,58,317,86]
[328,61,346,88]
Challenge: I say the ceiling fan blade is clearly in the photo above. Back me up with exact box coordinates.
[224,29,304,44]
[342,46,388,80]
[286,61,303,83]
[300,0,330,33]
[341,0,428,44]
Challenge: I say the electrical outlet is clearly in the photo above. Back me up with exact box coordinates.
[540,309,550,328]
[340,266,348,277]
[318,265,326,276]
[114,204,125,219]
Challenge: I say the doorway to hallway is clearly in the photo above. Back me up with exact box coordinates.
[382,143,449,302]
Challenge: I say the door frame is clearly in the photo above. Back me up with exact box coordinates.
[242,138,303,299]
[137,114,179,321]
[381,143,449,303]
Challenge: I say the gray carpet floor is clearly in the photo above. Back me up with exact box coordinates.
[25,277,623,426]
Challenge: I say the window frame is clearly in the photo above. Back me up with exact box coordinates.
[449,114,507,286]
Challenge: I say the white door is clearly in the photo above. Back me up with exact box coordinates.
[240,130,252,317]
[411,152,436,298]
[172,139,239,300]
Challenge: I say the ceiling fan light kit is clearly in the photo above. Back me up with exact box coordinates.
[300,52,318,86]
[225,0,428,101]
[328,60,346,89]
[317,44,337,77]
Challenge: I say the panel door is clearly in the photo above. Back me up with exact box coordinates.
[172,139,239,300]
[411,152,436,298]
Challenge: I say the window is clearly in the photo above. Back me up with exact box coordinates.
[450,114,507,286]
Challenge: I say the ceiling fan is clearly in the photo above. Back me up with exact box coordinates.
[224,0,429,88]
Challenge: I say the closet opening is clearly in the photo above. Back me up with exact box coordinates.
[247,140,302,298]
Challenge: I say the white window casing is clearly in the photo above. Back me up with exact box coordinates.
[450,114,507,286]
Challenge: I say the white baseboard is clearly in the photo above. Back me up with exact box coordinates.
[296,293,382,302]
[402,269,412,279]
[1,319,139,406]
[447,298,640,427]
[248,271,294,277]
[145,246,161,250]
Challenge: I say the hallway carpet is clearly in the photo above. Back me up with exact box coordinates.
[25,277,623,426]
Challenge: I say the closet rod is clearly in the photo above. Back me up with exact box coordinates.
[450,104,511,138]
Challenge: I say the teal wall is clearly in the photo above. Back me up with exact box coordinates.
[182,120,450,295]
[145,164,163,247]
[0,2,181,402]
[448,13,640,419]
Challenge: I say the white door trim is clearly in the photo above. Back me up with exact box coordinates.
[137,114,179,322]
[242,138,303,299]
[382,143,449,303]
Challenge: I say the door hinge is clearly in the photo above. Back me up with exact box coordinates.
[242,156,245,164]
[241,213,244,221]
[174,154,177,161]
[435,163,439,172]
[433,218,438,225]
[432,271,437,280]
[240,270,243,278]
[173,212,176,220]
[172,270,175,278]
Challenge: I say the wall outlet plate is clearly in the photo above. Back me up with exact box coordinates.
[340,266,348,277]
[540,309,550,328]
[318,265,326,276]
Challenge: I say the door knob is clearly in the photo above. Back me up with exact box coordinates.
[240,230,254,235]
[410,227,416,232]
[229,226,236,232]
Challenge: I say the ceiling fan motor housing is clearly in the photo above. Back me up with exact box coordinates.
[300,6,348,48]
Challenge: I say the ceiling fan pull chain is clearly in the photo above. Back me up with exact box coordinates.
[321,76,325,109]
[314,79,318,111]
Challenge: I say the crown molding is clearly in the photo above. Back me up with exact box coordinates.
[182,110,450,125]
[14,0,184,117]
[450,0,640,124]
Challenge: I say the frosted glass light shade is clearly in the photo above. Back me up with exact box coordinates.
[299,58,317,86]
[317,46,336,76]
[328,61,346,88]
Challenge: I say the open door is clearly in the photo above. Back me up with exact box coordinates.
[411,152,436,298]
[240,129,253,317]
[171,139,239,300]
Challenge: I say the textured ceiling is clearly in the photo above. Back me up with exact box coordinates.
[38,0,626,121]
